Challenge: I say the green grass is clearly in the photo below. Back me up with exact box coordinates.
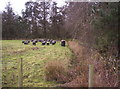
[2,40,73,87]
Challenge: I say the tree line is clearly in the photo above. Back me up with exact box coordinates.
[64,2,119,76]
[2,1,67,39]
[2,1,119,60]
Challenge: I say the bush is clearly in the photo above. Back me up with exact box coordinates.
[44,60,68,83]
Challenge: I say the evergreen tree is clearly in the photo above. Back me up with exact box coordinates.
[2,2,16,39]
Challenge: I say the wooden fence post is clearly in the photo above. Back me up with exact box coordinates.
[4,60,8,85]
[89,64,94,88]
[18,58,23,87]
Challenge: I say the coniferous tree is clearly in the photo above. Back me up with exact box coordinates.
[2,2,16,39]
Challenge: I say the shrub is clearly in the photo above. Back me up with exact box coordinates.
[44,60,68,83]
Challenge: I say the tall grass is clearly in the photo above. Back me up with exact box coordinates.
[44,60,68,83]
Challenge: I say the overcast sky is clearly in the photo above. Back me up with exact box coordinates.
[0,0,66,15]
[0,0,118,15]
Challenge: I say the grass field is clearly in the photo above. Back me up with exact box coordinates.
[2,40,73,87]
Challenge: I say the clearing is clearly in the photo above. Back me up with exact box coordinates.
[2,40,73,87]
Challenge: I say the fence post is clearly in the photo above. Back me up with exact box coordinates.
[89,64,94,88]
[18,58,23,87]
[4,60,8,85]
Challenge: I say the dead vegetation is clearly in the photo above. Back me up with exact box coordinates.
[44,60,68,83]
[43,40,118,87]
[31,47,40,50]
[12,48,29,54]
[12,47,40,54]
[60,40,118,87]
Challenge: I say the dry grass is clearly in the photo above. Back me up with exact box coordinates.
[61,40,119,87]
[44,60,68,83]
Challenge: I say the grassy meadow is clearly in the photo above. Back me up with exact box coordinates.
[2,40,73,87]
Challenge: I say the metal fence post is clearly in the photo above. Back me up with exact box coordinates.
[89,64,94,88]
